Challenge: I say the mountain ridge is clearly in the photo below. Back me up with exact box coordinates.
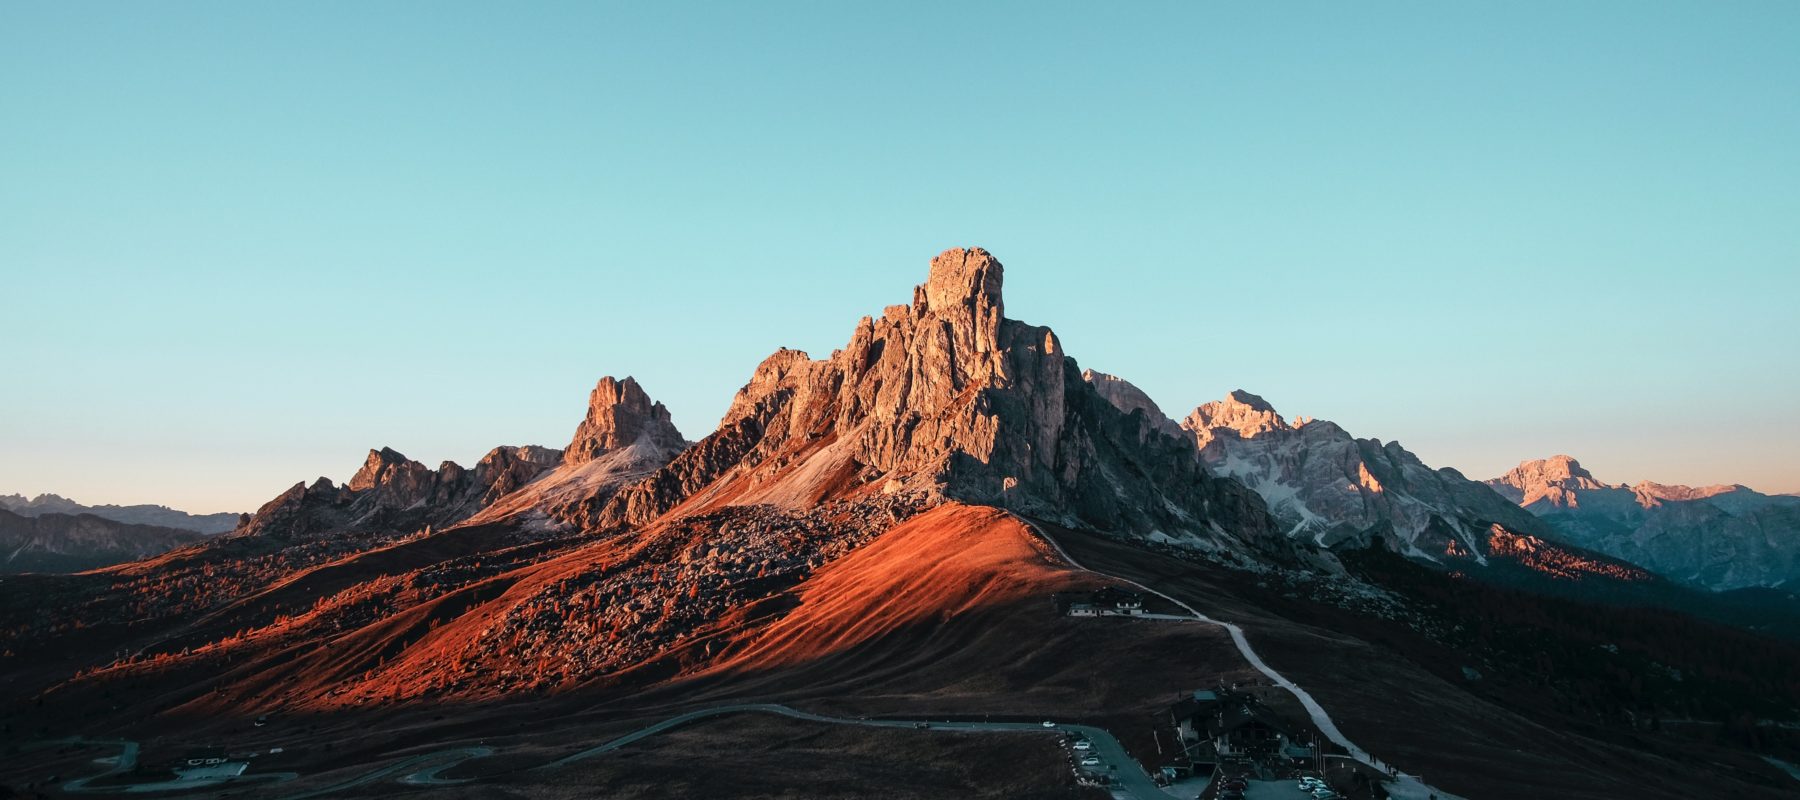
[0,492,241,534]
[1489,456,1800,590]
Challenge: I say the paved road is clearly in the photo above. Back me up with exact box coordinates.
[398,747,495,786]
[51,737,138,793]
[1013,514,1466,800]
[48,736,297,795]
[543,702,1180,799]
[279,749,486,800]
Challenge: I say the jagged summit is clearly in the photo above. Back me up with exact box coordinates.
[347,447,432,499]
[564,376,685,466]
[593,247,1283,551]
[1183,389,1292,449]
[236,442,569,538]
[1487,455,1611,508]
[232,374,691,538]
[464,377,689,529]
[1150,390,1556,559]
[1485,458,1800,589]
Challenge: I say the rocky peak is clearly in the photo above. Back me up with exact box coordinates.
[347,447,425,492]
[1182,390,1292,449]
[916,246,1003,319]
[564,376,686,467]
[1487,455,1610,508]
[593,247,1286,555]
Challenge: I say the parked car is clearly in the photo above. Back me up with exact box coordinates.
[1042,720,1057,728]
[1072,739,1091,750]
[1080,756,1101,767]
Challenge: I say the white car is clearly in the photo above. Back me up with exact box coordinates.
[1041,720,1056,728]
[1080,756,1101,767]
[1072,739,1092,751]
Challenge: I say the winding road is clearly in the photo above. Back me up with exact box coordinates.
[1012,514,1465,800]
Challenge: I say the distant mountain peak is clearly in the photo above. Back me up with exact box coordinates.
[0,492,240,535]
[347,447,423,492]
[1487,456,1610,508]
[1225,389,1276,412]
[1172,391,1557,558]
[1487,459,1800,590]
[1182,390,1292,448]
[564,376,686,466]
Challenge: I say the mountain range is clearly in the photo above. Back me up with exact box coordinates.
[2,248,1796,800]
[1488,455,1800,591]
[0,508,206,573]
[0,493,240,534]
[0,494,238,574]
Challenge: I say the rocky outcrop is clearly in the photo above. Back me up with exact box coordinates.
[0,508,204,573]
[563,377,686,466]
[1081,369,1185,441]
[236,444,566,538]
[469,377,690,529]
[1169,390,1558,562]
[0,493,241,534]
[234,374,691,539]
[593,248,1286,555]
[1488,457,1800,590]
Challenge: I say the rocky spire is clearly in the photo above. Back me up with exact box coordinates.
[345,447,434,508]
[915,246,1004,329]
[592,247,1286,554]
[563,376,686,466]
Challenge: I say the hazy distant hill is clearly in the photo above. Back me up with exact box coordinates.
[0,508,205,573]
[0,492,241,534]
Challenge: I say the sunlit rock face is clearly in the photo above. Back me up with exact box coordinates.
[1487,455,1612,509]
[1159,390,1556,561]
[564,376,687,467]
[1488,457,1800,590]
[236,444,567,538]
[470,376,691,530]
[233,373,694,538]
[596,247,1288,555]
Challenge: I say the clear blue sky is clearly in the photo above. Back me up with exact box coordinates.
[4,2,1797,513]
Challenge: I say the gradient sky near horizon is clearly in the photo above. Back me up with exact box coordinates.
[4,2,1797,514]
